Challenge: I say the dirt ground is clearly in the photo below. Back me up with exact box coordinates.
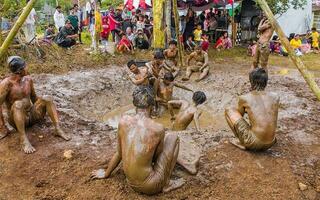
[0,46,319,200]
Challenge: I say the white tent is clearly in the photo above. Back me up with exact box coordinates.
[276,0,312,35]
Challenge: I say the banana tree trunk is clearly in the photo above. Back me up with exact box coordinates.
[256,0,320,101]
[0,0,38,60]
[153,0,166,49]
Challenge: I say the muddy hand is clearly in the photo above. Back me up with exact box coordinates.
[90,169,106,180]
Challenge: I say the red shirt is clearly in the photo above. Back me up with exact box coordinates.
[108,14,119,31]
[202,40,209,52]
[118,37,131,47]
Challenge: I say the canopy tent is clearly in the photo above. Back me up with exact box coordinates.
[275,0,312,35]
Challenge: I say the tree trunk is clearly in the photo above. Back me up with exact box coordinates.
[0,0,38,60]
[153,0,166,50]
[172,0,184,67]
[256,0,320,101]
[165,0,172,45]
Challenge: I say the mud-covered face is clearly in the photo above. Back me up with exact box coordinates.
[196,48,202,54]
[129,64,139,73]
[163,79,172,85]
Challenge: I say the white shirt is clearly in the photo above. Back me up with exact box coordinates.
[25,8,36,25]
[54,10,65,30]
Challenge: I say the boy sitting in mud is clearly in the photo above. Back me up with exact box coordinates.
[168,91,207,131]
[182,46,209,82]
[91,86,184,195]
[0,56,70,154]
[126,60,149,86]
[163,40,180,77]
[225,68,279,151]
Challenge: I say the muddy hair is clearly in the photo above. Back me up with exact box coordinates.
[154,51,165,59]
[249,68,268,91]
[193,91,206,106]
[164,72,174,82]
[132,86,155,109]
[127,60,136,68]
[169,40,178,46]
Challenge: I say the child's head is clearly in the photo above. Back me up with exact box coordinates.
[169,40,178,49]
[192,91,207,106]
[48,24,55,30]
[139,15,144,22]
[223,32,228,38]
[163,72,174,84]
[154,51,165,64]
[197,24,201,30]
[249,68,268,91]
[312,27,317,32]
[202,34,208,40]
[294,34,300,40]
[127,60,138,73]
[188,35,193,41]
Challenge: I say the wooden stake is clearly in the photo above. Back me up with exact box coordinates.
[0,0,38,60]
[256,0,320,101]
[165,0,172,45]
[172,0,184,67]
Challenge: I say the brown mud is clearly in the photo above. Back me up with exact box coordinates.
[0,48,319,200]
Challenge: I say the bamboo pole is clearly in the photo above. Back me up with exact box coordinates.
[256,0,320,101]
[172,0,184,67]
[0,0,38,60]
[231,1,236,46]
[165,0,172,45]
[153,0,166,49]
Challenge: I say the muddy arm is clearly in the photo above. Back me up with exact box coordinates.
[30,79,38,104]
[187,53,195,66]
[174,82,193,92]
[194,110,202,132]
[237,97,246,116]
[200,53,209,70]
[154,131,165,161]
[105,131,122,178]
[0,81,10,132]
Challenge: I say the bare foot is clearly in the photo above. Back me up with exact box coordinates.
[177,160,198,175]
[22,140,36,154]
[54,127,71,141]
[182,77,189,81]
[229,138,246,150]
[163,178,185,193]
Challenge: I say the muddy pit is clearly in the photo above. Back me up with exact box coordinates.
[0,63,319,200]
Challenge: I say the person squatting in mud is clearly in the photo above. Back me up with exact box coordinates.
[155,72,193,116]
[91,86,185,195]
[225,68,279,151]
[252,13,274,72]
[168,91,207,132]
[182,45,209,82]
[163,40,180,78]
[0,56,70,154]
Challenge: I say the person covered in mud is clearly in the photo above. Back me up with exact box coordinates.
[163,40,180,78]
[145,51,166,80]
[126,60,149,86]
[182,46,209,82]
[90,86,184,195]
[225,68,279,151]
[156,72,193,115]
[168,91,207,131]
[0,56,70,154]
[252,13,274,71]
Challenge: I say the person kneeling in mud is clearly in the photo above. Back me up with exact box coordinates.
[0,56,70,154]
[225,68,279,151]
[156,72,193,115]
[168,91,206,132]
[91,86,184,195]
[126,60,149,86]
[182,46,209,82]
[163,40,180,77]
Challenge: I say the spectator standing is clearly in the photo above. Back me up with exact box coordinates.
[184,8,195,41]
[108,8,121,42]
[67,7,79,35]
[311,27,320,52]
[54,6,65,31]
[23,0,37,43]
[73,4,82,43]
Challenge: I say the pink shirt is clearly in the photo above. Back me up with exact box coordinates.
[108,14,119,31]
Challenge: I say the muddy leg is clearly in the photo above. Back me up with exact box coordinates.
[182,67,192,81]
[0,107,9,140]
[160,134,185,193]
[36,96,70,141]
[196,66,209,82]
[11,101,36,154]
[225,107,246,150]
[251,46,260,70]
